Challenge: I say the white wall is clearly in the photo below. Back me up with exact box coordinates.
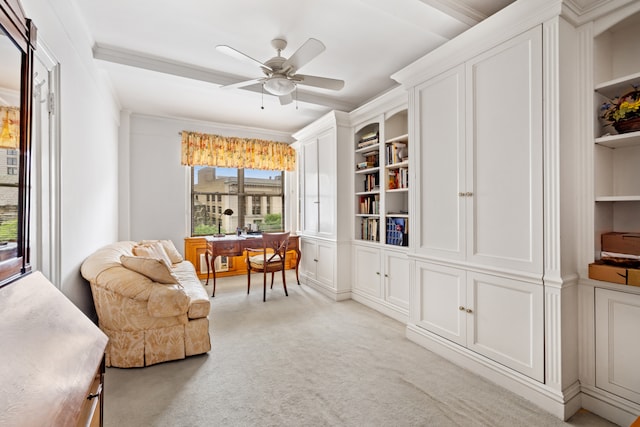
[126,114,293,255]
[23,0,121,317]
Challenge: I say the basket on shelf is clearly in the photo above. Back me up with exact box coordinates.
[600,88,640,134]
[613,116,640,134]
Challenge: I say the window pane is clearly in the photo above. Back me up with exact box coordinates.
[244,169,283,232]
[191,166,284,235]
[0,148,19,245]
[244,169,283,194]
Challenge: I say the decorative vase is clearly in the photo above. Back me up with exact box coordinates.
[613,116,640,134]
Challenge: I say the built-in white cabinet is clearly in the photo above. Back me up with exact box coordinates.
[294,111,352,300]
[352,243,410,322]
[578,7,640,426]
[300,237,335,291]
[402,23,545,382]
[392,0,589,420]
[300,128,337,237]
[384,250,411,312]
[415,26,543,274]
[300,136,320,235]
[595,287,640,404]
[348,87,412,322]
[415,261,543,381]
[352,244,381,297]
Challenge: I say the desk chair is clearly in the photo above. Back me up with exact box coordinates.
[246,232,290,301]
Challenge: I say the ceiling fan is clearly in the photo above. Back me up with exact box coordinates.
[216,38,345,105]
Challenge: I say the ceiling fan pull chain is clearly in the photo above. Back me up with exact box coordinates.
[261,84,264,110]
[295,86,298,110]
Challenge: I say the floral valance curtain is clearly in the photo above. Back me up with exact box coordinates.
[0,106,20,150]
[180,131,296,171]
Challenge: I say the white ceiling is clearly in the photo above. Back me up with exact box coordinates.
[75,0,514,133]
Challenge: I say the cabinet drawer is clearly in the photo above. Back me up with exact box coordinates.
[78,368,102,427]
[213,242,240,255]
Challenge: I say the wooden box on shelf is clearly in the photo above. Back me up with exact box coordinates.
[589,261,640,286]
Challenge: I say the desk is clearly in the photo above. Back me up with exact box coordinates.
[205,235,301,297]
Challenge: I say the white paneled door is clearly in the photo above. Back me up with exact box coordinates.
[595,288,640,403]
[465,26,543,274]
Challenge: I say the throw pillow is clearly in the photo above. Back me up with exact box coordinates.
[120,255,179,285]
[133,241,173,268]
[140,239,184,264]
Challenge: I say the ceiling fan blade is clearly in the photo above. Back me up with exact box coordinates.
[279,93,293,105]
[282,38,325,72]
[216,45,272,72]
[295,74,344,91]
[219,78,264,90]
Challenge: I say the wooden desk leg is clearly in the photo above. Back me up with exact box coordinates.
[211,254,218,298]
[294,247,301,285]
[204,250,211,286]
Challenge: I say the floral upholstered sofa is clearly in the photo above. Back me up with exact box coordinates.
[80,240,211,368]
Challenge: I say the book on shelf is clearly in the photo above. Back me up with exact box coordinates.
[356,161,375,170]
[359,194,380,214]
[386,142,407,165]
[387,168,408,190]
[361,217,379,241]
[364,152,379,166]
[364,173,379,192]
[386,217,408,246]
[357,132,379,149]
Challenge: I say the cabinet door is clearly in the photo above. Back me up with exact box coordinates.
[302,139,319,234]
[300,238,317,281]
[384,250,410,310]
[466,272,543,381]
[465,26,543,275]
[595,288,640,403]
[315,241,335,288]
[416,65,466,261]
[353,245,382,298]
[317,129,336,237]
[415,261,466,346]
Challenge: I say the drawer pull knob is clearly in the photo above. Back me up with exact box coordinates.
[466,308,473,314]
[87,384,102,400]
[459,306,465,311]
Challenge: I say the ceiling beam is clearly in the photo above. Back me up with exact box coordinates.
[92,44,356,112]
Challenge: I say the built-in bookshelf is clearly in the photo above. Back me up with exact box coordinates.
[353,108,409,246]
[384,110,409,247]
[592,14,640,260]
[355,123,381,242]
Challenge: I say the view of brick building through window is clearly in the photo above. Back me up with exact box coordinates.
[191,166,284,236]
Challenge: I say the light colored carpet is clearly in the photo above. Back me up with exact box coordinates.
[104,271,618,427]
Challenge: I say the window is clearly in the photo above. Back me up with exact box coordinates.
[7,157,16,165]
[252,196,261,215]
[7,167,16,175]
[191,166,284,235]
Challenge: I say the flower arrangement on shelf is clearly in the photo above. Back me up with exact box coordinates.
[600,86,640,134]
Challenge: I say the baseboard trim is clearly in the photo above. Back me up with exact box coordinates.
[580,385,640,427]
[406,323,580,420]
[301,275,350,301]
[351,291,408,324]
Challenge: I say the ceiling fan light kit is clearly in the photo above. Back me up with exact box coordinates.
[217,37,344,106]
[263,76,295,96]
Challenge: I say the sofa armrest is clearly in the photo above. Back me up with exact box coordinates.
[147,284,190,318]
